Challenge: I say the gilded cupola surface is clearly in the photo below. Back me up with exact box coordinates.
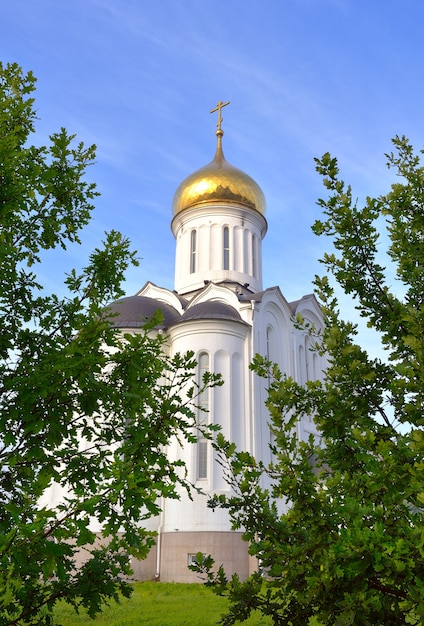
[172,102,266,217]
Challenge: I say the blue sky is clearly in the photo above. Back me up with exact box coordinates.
[3,0,424,355]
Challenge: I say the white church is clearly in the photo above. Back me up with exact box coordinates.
[107,102,324,582]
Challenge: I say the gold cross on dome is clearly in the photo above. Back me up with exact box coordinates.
[210,100,230,131]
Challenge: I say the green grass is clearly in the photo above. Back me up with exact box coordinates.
[53,582,272,625]
[53,584,418,626]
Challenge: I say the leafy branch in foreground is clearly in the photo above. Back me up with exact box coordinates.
[192,136,424,626]
[0,62,222,626]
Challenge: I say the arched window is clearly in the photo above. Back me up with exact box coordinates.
[223,226,230,270]
[197,352,210,480]
[266,325,272,359]
[190,230,197,274]
[313,352,319,382]
[299,343,306,384]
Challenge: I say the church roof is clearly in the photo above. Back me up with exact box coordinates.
[105,294,245,330]
[105,295,181,329]
[181,300,243,322]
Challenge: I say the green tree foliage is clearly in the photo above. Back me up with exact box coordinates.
[193,137,424,625]
[0,62,220,625]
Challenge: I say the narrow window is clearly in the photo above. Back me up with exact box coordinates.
[313,352,319,382]
[299,344,305,384]
[190,230,197,274]
[223,226,230,270]
[197,352,210,479]
[197,441,208,480]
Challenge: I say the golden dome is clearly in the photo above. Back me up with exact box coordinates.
[172,130,266,217]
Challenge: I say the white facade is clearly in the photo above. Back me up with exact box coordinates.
[107,127,325,582]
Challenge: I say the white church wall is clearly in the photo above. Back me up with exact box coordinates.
[292,296,326,442]
[167,318,250,513]
[249,291,296,470]
[39,117,330,584]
